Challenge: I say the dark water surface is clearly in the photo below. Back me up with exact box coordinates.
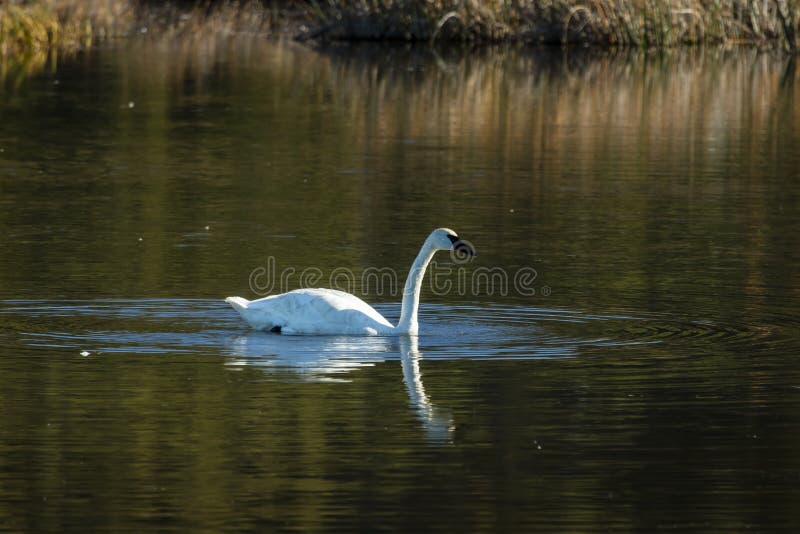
[1,38,799,531]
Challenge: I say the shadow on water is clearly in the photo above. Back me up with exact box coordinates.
[308,39,637,68]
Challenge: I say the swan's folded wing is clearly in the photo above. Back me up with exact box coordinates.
[237,288,393,334]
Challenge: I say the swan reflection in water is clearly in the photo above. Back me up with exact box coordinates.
[225,332,454,443]
[398,336,454,443]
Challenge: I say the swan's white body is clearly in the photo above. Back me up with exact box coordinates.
[226,228,473,336]
[226,289,394,335]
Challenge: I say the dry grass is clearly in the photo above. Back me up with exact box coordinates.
[301,0,800,48]
[0,1,284,81]
[136,1,281,39]
[0,0,797,80]
[0,0,134,56]
[0,1,282,54]
[1,0,134,80]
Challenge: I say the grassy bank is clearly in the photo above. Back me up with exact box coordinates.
[1,0,133,80]
[0,0,798,68]
[304,0,799,48]
[0,0,133,56]
[0,1,281,81]
[0,1,286,54]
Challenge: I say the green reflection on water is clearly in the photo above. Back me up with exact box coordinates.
[0,38,799,532]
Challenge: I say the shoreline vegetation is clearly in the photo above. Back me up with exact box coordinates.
[0,1,282,80]
[0,0,798,79]
[302,0,798,48]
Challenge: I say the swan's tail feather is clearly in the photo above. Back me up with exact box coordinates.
[225,296,250,314]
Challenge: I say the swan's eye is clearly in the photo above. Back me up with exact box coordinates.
[447,234,459,244]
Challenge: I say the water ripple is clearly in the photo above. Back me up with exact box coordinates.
[0,299,792,375]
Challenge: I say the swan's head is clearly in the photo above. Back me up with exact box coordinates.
[429,228,476,258]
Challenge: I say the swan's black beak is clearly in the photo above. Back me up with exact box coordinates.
[448,234,476,258]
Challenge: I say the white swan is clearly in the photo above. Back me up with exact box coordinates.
[225,228,474,335]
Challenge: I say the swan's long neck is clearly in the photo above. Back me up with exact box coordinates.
[396,240,437,335]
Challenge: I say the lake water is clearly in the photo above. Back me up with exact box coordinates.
[1,38,799,531]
